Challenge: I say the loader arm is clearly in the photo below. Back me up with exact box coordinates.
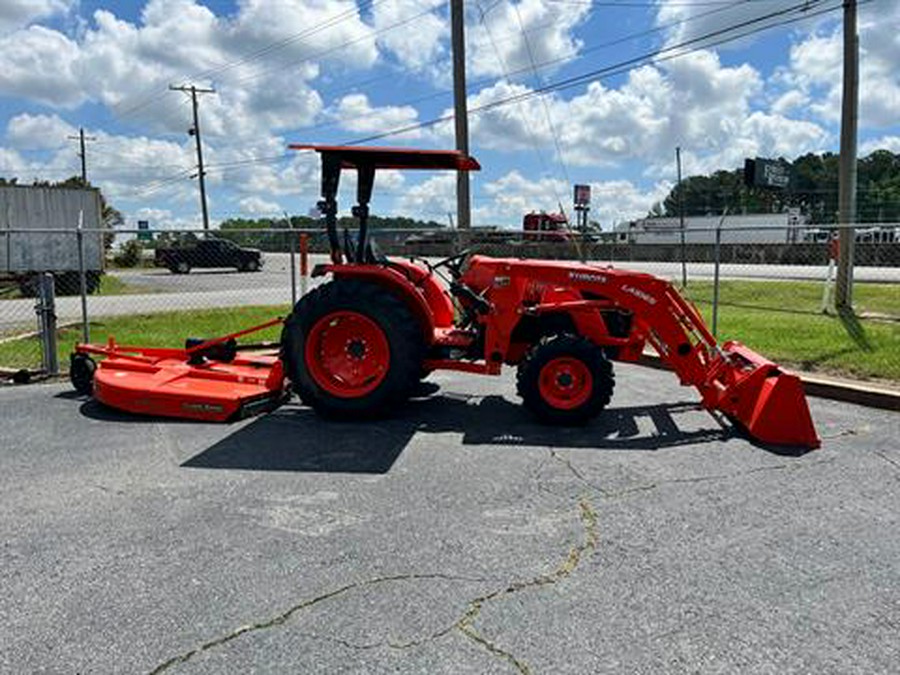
[463,257,820,449]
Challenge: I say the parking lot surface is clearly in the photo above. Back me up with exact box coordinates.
[1,364,898,674]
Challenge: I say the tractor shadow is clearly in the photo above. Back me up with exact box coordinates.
[181,392,752,474]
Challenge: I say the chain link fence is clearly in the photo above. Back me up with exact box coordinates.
[2,223,898,384]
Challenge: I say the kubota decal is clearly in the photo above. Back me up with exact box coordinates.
[569,272,608,284]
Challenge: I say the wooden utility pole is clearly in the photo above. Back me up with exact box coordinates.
[170,84,215,232]
[836,0,858,309]
[450,0,471,234]
[67,128,96,184]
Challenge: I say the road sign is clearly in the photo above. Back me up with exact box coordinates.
[137,220,152,241]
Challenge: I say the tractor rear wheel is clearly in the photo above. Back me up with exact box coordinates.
[517,334,614,425]
[281,280,424,417]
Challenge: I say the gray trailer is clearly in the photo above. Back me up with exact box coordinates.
[0,185,104,296]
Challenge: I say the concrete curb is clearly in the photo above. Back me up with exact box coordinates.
[637,353,900,412]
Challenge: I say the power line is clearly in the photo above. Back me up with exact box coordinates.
[284,0,752,141]
[511,0,574,194]
[474,0,569,213]
[344,0,839,145]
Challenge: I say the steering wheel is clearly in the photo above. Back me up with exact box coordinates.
[429,248,472,278]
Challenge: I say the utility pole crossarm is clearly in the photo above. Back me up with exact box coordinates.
[170,84,216,232]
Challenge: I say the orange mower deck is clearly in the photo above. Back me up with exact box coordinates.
[72,319,288,422]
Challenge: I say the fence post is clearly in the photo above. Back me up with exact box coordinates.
[36,273,59,375]
[288,224,297,307]
[299,233,309,298]
[712,219,722,337]
[76,210,89,343]
[711,210,732,337]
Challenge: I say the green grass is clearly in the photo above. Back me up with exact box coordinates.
[679,279,899,318]
[676,279,900,382]
[0,305,289,370]
[0,279,898,383]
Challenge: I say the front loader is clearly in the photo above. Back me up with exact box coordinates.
[72,145,819,450]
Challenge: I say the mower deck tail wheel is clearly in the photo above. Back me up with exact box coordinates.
[70,353,96,396]
[517,334,614,425]
[281,280,424,417]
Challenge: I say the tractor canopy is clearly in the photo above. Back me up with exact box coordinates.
[289,144,480,264]
[288,145,481,171]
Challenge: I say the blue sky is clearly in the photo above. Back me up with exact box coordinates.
[0,0,897,230]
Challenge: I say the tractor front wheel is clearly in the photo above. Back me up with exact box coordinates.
[517,335,614,425]
[282,280,424,417]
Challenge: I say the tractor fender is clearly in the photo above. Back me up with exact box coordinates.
[317,262,454,344]
[506,286,610,363]
[535,285,610,345]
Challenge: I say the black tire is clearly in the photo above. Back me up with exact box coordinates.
[243,258,260,272]
[70,353,96,396]
[281,280,425,417]
[173,260,190,274]
[85,272,101,294]
[516,334,614,425]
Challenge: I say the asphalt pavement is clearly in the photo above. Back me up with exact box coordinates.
[2,364,898,674]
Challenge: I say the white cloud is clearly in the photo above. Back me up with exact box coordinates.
[468,0,590,79]
[332,93,421,137]
[6,113,76,148]
[373,0,446,73]
[395,171,669,228]
[0,0,376,137]
[778,4,900,129]
[0,26,82,106]
[475,171,670,228]
[239,195,282,215]
[454,48,827,177]
[771,90,807,116]
[655,0,824,49]
[395,174,455,221]
[0,0,74,35]
[860,136,900,156]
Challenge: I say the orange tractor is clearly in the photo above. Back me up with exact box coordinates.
[71,146,819,449]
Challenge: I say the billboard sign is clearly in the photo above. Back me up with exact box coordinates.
[744,158,792,190]
[574,184,591,207]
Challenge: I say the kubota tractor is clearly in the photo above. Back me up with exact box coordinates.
[71,145,819,449]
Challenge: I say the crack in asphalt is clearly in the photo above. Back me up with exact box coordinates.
[873,449,900,474]
[146,572,486,674]
[554,451,835,501]
[455,498,599,675]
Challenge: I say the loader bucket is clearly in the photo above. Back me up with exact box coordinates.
[710,342,820,450]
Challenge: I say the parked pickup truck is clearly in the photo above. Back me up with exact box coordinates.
[154,238,263,274]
